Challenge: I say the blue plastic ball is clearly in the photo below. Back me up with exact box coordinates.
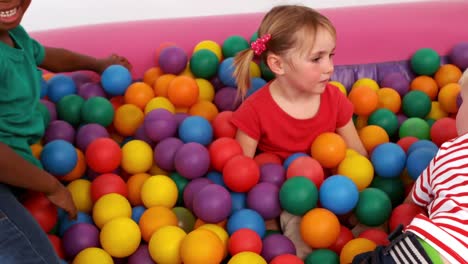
[407,139,438,155]
[230,192,246,214]
[101,65,132,96]
[218,57,237,87]
[283,152,308,170]
[40,78,48,98]
[40,139,78,176]
[178,116,213,146]
[47,74,77,103]
[58,212,93,236]
[371,143,406,178]
[227,208,266,238]
[206,171,226,187]
[246,77,267,97]
[406,148,437,180]
[319,175,359,215]
[131,206,146,223]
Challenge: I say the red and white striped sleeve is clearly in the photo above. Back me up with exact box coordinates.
[411,157,435,207]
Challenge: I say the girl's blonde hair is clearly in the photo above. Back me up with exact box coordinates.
[233,5,336,98]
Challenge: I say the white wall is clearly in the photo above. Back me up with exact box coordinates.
[23,0,428,32]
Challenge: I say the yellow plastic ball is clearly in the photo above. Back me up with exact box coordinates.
[194,40,223,61]
[340,238,377,264]
[180,63,195,78]
[100,217,141,258]
[180,229,224,264]
[92,193,132,229]
[72,247,113,264]
[329,81,347,95]
[196,78,215,102]
[352,78,380,92]
[141,175,178,208]
[145,97,176,114]
[121,140,153,174]
[67,179,92,213]
[337,155,374,191]
[345,149,361,158]
[149,225,187,264]
[427,101,448,120]
[198,224,229,258]
[249,62,261,78]
[228,252,267,264]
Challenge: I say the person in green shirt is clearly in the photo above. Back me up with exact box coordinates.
[0,0,131,263]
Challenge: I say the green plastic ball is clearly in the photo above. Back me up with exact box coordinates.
[222,35,249,58]
[56,94,84,127]
[355,188,392,226]
[399,117,430,140]
[370,176,405,208]
[402,90,431,118]
[367,108,399,137]
[172,206,195,233]
[279,176,318,216]
[260,61,275,81]
[170,172,189,206]
[190,49,219,79]
[80,96,114,127]
[410,48,440,76]
[305,249,339,264]
[426,118,436,128]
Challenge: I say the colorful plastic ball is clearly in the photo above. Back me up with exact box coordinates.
[212,110,237,138]
[100,65,132,96]
[319,175,359,215]
[85,138,122,174]
[283,152,308,169]
[402,90,432,118]
[337,155,374,191]
[396,136,419,153]
[229,252,266,264]
[305,249,339,264]
[180,228,224,264]
[62,223,99,258]
[300,208,341,248]
[348,86,379,116]
[167,75,199,108]
[194,40,222,60]
[371,142,406,178]
[75,123,109,152]
[222,35,249,58]
[44,120,75,144]
[376,87,402,113]
[188,100,219,122]
[172,206,196,233]
[310,132,347,168]
[254,152,282,166]
[67,179,93,213]
[131,206,146,224]
[56,94,84,126]
[328,225,354,255]
[183,178,212,211]
[227,209,266,238]
[359,125,390,153]
[90,173,127,202]
[214,86,241,111]
[178,116,213,145]
[72,247,113,264]
[174,142,210,179]
[231,192,247,213]
[279,176,318,216]
[355,188,392,226]
[114,104,144,136]
[367,108,399,137]
[358,228,389,246]
[40,139,78,176]
[81,96,115,127]
[141,175,178,208]
[450,42,468,70]
[218,58,237,87]
[406,147,437,180]
[438,83,461,114]
[121,139,153,174]
[193,184,232,223]
[40,77,48,98]
[261,234,296,262]
[399,117,430,140]
[209,137,243,171]
[47,74,77,103]
[78,82,106,99]
[139,206,178,242]
[198,224,230,258]
[124,81,155,110]
[153,137,183,171]
[144,108,178,142]
[380,72,409,96]
[223,155,260,192]
[246,77,267,97]
[430,117,457,146]
[100,217,141,258]
[389,203,426,232]
[352,78,380,92]
[206,171,226,187]
[148,225,186,264]
[435,64,462,88]
[58,212,94,236]
[22,192,57,233]
[407,139,438,155]
[145,96,175,114]
[190,49,219,79]
[158,46,188,74]
[259,163,286,188]
[270,254,304,264]
[286,156,324,188]
[370,176,405,207]
[228,228,263,256]
[247,182,281,220]
[410,48,441,76]
[340,238,376,264]
[127,244,155,264]
[92,193,132,229]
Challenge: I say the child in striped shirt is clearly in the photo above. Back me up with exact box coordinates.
[353,70,468,264]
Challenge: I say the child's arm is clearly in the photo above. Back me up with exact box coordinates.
[336,120,368,157]
[235,130,259,158]
[0,142,77,218]
[40,47,131,74]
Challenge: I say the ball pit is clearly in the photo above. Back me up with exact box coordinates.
[23,1,468,263]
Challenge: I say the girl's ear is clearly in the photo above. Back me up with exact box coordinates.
[266,53,285,76]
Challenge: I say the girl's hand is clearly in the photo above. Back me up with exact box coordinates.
[97,54,132,74]
[46,182,77,220]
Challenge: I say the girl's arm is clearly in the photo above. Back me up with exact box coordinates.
[336,119,368,157]
[40,47,131,74]
[235,130,259,158]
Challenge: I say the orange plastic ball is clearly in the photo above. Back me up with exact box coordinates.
[113,104,144,136]
[358,125,389,153]
[126,173,150,206]
[434,64,462,88]
[143,67,163,87]
[348,86,379,116]
[310,132,347,168]
[376,88,401,113]
[300,208,341,248]
[153,74,176,97]
[61,148,86,182]
[340,238,376,264]
[438,83,461,113]
[410,76,439,100]
[188,100,219,122]
[167,76,199,108]
[124,82,155,110]
[139,206,179,242]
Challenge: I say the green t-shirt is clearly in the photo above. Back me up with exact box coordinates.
[0,25,45,168]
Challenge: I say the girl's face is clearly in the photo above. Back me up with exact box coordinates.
[281,27,336,95]
[456,82,468,136]
[0,0,30,32]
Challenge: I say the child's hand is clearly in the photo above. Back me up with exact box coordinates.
[97,54,132,74]
[46,183,77,220]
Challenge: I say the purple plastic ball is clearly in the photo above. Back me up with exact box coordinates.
[128,244,155,264]
[40,99,57,122]
[261,234,296,262]
[174,113,189,126]
[381,72,410,96]
[450,42,468,70]
[174,142,210,179]
[193,184,232,223]
[214,87,241,111]
[134,125,154,146]
[75,123,109,151]
[247,182,281,220]
[78,82,106,99]
[62,223,100,258]
[44,120,75,144]
[260,163,286,188]
[158,46,188,75]
[70,71,94,88]
[154,137,184,171]
[183,178,212,211]
[144,108,178,142]
[210,76,225,91]
[397,113,408,126]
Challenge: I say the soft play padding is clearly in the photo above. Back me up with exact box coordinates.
[30,1,468,80]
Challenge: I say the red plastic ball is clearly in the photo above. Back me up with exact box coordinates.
[396,136,419,153]
[22,192,58,233]
[328,225,354,254]
[358,228,389,246]
[48,234,65,259]
[85,137,122,173]
[389,203,426,232]
[430,117,457,146]
[254,152,282,166]
[208,137,243,171]
[286,156,324,188]
[212,111,237,139]
[90,173,128,202]
[228,228,263,256]
[270,254,304,264]
[223,155,260,192]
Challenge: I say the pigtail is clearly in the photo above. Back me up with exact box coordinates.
[233,48,255,100]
